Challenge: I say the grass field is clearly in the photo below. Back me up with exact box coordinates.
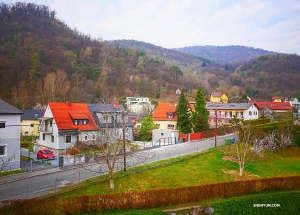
[62,146,300,197]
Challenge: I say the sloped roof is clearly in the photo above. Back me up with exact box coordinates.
[88,104,134,127]
[48,102,98,131]
[0,99,23,114]
[21,109,44,120]
[211,92,226,97]
[254,102,292,110]
[206,103,256,110]
[152,102,178,121]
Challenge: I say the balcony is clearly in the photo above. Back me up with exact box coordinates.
[38,125,53,133]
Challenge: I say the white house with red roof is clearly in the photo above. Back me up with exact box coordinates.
[36,102,99,154]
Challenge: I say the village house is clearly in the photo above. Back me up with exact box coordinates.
[88,103,134,143]
[253,101,292,114]
[0,99,23,171]
[206,103,259,127]
[35,102,98,154]
[20,109,44,137]
[152,102,194,130]
[209,92,228,103]
[125,97,155,116]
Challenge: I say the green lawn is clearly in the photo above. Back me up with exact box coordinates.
[62,146,300,197]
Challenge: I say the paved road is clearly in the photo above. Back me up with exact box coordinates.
[0,134,234,201]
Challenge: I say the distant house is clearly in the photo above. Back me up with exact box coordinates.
[152,102,194,130]
[20,109,44,136]
[206,103,259,127]
[272,96,289,102]
[291,98,300,112]
[210,92,228,103]
[88,103,134,142]
[254,102,292,114]
[0,99,23,171]
[125,97,155,116]
[36,102,98,154]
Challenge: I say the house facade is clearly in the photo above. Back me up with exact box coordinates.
[20,109,44,136]
[88,104,134,143]
[125,97,155,115]
[0,99,23,171]
[36,102,98,154]
[209,92,228,103]
[152,102,194,130]
[206,103,259,127]
[152,102,178,130]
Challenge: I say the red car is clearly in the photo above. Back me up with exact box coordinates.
[37,149,56,160]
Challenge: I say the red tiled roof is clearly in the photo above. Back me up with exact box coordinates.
[254,102,292,110]
[48,102,98,131]
[152,102,178,121]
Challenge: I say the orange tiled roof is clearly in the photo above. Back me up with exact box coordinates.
[255,102,292,110]
[152,102,178,121]
[48,102,98,131]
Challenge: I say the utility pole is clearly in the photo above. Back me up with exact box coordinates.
[215,110,217,147]
[122,111,126,171]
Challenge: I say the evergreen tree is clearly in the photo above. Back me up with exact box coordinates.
[176,90,192,133]
[191,86,209,132]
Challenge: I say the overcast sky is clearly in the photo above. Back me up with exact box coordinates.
[3,0,300,54]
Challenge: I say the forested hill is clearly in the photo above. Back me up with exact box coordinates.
[105,39,213,72]
[0,2,190,110]
[233,54,300,99]
[176,45,278,63]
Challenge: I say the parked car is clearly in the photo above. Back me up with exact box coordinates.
[37,149,56,160]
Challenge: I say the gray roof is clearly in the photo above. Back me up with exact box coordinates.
[21,109,44,120]
[0,99,23,114]
[206,103,256,110]
[88,104,134,127]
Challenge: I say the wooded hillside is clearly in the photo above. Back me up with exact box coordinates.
[1,2,300,110]
[0,3,192,109]
[176,45,277,63]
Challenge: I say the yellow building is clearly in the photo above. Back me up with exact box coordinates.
[20,109,44,136]
[210,92,228,103]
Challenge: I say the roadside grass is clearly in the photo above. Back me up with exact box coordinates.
[61,146,300,197]
[0,169,23,177]
[21,155,35,161]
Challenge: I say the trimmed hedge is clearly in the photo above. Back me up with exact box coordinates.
[1,176,300,215]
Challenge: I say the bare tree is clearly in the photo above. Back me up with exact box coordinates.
[70,110,154,190]
[0,137,19,173]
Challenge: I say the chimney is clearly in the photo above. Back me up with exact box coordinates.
[66,101,70,106]
[113,103,120,109]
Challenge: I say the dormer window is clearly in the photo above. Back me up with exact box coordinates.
[74,119,88,125]
[167,113,174,119]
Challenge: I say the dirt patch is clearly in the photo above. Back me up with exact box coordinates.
[222,156,239,164]
[222,169,260,180]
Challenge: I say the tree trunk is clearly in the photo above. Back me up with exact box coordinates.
[239,166,243,176]
[109,173,115,189]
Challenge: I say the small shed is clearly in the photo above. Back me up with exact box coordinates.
[152,129,179,146]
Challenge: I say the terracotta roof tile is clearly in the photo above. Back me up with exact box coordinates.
[48,102,98,131]
[254,102,292,110]
[153,102,178,121]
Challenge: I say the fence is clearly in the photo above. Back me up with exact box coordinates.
[1,175,299,214]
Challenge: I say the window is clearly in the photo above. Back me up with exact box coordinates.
[30,124,34,127]
[85,136,87,141]
[66,135,71,143]
[50,120,52,127]
[249,111,252,116]
[167,124,175,129]
[0,122,5,128]
[0,145,6,156]
[74,120,78,125]
[25,132,28,135]
[43,134,45,141]
[167,114,174,119]
[51,135,54,142]
[160,133,164,136]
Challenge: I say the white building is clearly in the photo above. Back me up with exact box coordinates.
[206,103,259,127]
[125,97,155,115]
[0,99,23,171]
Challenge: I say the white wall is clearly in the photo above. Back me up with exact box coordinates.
[0,114,21,170]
